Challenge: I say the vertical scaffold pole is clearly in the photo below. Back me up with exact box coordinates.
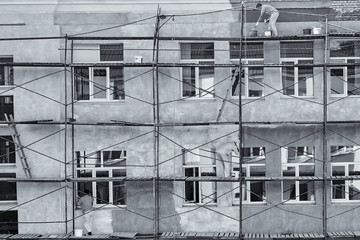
[238,2,245,240]
[70,39,75,233]
[323,15,329,239]
[152,6,161,240]
[64,34,68,234]
[322,15,329,239]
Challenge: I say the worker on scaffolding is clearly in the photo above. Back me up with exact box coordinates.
[77,189,93,236]
[255,3,279,36]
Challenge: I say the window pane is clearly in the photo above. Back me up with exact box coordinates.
[230,42,264,59]
[250,181,265,202]
[0,67,13,86]
[199,66,214,98]
[250,165,265,177]
[200,182,217,203]
[103,151,126,167]
[110,67,124,100]
[349,180,360,200]
[74,67,89,100]
[330,40,360,57]
[182,67,196,97]
[0,210,17,234]
[298,60,313,96]
[96,171,109,204]
[281,42,313,58]
[331,68,345,95]
[283,166,295,177]
[184,168,199,203]
[331,146,360,163]
[0,136,15,164]
[347,60,360,95]
[100,44,123,61]
[113,169,126,205]
[299,181,315,201]
[200,167,216,177]
[248,67,263,97]
[83,152,101,168]
[299,165,315,176]
[283,181,296,200]
[93,68,107,99]
[332,166,345,199]
[181,43,214,59]
[0,96,13,121]
[231,68,245,96]
[0,58,13,86]
[282,65,294,95]
[0,173,16,201]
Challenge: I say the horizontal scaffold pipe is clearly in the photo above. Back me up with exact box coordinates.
[1,62,360,68]
[4,121,360,126]
[1,175,360,182]
[0,33,354,43]
[68,35,328,41]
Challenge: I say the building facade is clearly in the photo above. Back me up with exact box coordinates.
[0,0,360,238]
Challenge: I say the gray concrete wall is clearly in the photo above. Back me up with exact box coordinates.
[0,0,359,236]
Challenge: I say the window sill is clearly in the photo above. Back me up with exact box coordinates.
[331,200,360,204]
[233,202,266,206]
[230,97,265,101]
[75,100,125,104]
[182,203,217,207]
[0,200,17,204]
[282,201,316,205]
[76,205,126,211]
[180,97,216,101]
[280,95,316,99]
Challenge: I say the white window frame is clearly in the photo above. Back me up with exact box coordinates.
[0,167,17,204]
[230,59,264,99]
[73,44,124,102]
[329,57,360,97]
[0,56,13,87]
[281,147,315,203]
[76,150,127,207]
[331,163,360,202]
[280,58,314,97]
[232,148,266,204]
[182,148,217,205]
[331,146,360,202]
[180,59,215,99]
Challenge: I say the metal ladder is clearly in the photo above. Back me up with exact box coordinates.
[216,68,241,122]
[4,114,32,178]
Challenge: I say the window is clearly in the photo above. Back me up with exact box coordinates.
[181,43,215,98]
[0,96,13,121]
[0,136,16,203]
[232,147,266,204]
[282,146,315,202]
[183,148,217,204]
[0,211,17,234]
[230,42,264,98]
[74,44,124,101]
[0,136,15,164]
[331,146,360,201]
[280,42,314,97]
[0,57,13,86]
[330,40,360,96]
[76,150,126,206]
[0,173,16,201]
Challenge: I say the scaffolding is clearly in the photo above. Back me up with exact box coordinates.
[0,2,359,240]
